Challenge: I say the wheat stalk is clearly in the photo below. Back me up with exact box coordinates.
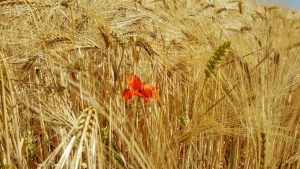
[40,107,99,169]
[260,132,266,169]
[205,41,231,77]
[0,61,11,168]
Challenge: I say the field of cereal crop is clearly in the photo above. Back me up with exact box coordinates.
[0,0,300,168]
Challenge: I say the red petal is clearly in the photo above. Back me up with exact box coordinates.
[133,91,145,97]
[141,84,158,98]
[122,89,132,99]
[127,75,142,91]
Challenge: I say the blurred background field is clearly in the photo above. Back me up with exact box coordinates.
[260,0,300,8]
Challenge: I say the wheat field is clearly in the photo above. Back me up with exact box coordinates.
[0,0,300,168]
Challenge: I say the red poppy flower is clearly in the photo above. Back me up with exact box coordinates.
[122,75,158,104]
